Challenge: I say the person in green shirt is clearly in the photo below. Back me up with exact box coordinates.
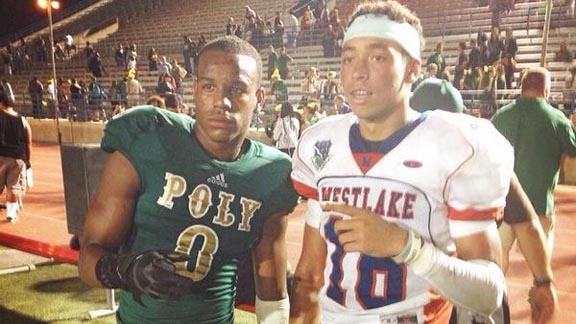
[78,36,299,324]
[270,70,288,104]
[492,67,576,258]
[426,41,446,78]
[276,46,293,81]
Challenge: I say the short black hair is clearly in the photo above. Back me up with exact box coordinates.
[197,36,263,83]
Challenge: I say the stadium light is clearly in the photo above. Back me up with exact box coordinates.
[38,0,62,142]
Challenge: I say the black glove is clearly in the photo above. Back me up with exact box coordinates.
[95,250,194,305]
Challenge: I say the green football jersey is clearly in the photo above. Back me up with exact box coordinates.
[101,106,299,324]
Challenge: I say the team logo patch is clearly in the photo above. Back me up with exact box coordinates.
[207,172,228,188]
[312,140,332,171]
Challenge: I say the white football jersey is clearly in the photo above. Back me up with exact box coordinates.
[291,111,513,324]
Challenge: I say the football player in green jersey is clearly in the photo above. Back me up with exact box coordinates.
[78,36,299,324]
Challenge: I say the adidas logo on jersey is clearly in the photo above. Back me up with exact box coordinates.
[207,172,228,188]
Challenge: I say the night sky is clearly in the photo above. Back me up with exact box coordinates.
[1,0,76,36]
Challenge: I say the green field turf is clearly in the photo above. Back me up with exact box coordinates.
[0,258,256,324]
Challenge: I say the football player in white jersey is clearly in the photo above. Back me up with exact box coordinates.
[289,1,514,324]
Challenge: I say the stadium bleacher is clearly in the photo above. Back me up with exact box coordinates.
[1,0,575,117]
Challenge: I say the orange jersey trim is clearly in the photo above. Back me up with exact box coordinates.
[424,292,453,324]
[292,178,319,200]
[448,206,503,221]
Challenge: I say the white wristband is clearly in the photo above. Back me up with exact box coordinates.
[392,230,423,264]
[255,295,289,324]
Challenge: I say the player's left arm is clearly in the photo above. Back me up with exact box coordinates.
[253,211,290,324]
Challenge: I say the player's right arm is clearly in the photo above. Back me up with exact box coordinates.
[78,151,139,287]
[290,221,326,324]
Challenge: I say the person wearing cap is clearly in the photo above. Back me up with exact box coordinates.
[410,78,465,114]
[412,77,558,324]
[290,1,513,323]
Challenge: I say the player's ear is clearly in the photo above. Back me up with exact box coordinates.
[405,59,421,83]
[255,86,265,106]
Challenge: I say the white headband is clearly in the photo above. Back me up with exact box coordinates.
[343,14,421,60]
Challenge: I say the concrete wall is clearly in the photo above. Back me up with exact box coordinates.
[28,118,576,184]
[28,118,273,146]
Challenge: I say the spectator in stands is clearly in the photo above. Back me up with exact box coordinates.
[301,67,321,100]
[56,77,70,118]
[87,77,107,121]
[274,11,285,48]
[267,45,279,80]
[329,8,345,39]
[494,63,507,100]
[322,25,338,58]
[320,70,340,103]
[334,94,351,114]
[182,36,196,76]
[502,54,517,90]
[171,59,187,94]
[244,5,257,29]
[35,37,48,63]
[492,67,576,291]
[226,17,237,36]
[46,79,57,117]
[277,46,293,81]
[28,77,43,119]
[7,47,21,76]
[164,92,183,114]
[479,65,497,115]
[425,62,439,79]
[555,40,574,63]
[109,80,122,116]
[84,41,94,60]
[114,42,124,67]
[147,47,159,74]
[283,11,300,48]
[157,72,176,95]
[127,74,144,107]
[454,41,468,89]
[478,31,490,67]
[490,0,514,29]
[54,42,65,61]
[69,78,84,121]
[273,101,300,156]
[563,66,576,111]
[252,15,267,50]
[125,44,138,72]
[198,35,207,51]
[300,99,323,131]
[145,94,165,108]
[317,7,329,29]
[503,27,518,60]
[426,42,446,78]
[88,52,106,78]
[117,77,128,109]
[64,34,76,57]
[0,82,32,222]
[270,70,289,104]
[300,5,315,44]
[157,56,173,80]
[488,26,504,65]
